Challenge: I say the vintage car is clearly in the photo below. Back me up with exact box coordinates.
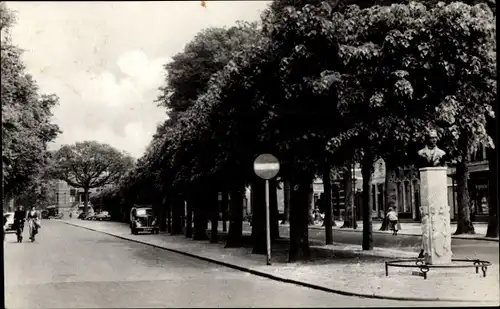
[129,206,159,235]
[41,210,50,219]
[4,212,15,231]
[94,211,111,221]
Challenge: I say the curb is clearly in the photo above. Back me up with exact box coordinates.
[57,220,496,304]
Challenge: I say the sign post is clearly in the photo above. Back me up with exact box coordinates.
[253,153,280,266]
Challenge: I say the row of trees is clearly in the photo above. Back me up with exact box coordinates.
[1,2,61,209]
[92,0,497,262]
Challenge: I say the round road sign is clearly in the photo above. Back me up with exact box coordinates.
[253,154,280,180]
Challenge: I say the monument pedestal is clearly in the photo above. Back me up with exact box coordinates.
[419,166,453,265]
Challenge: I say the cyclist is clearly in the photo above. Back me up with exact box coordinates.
[26,206,41,242]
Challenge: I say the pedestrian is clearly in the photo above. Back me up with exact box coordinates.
[386,207,399,235]
[14,205,26,242]
[313,206,322,225]
[470,202,476,222]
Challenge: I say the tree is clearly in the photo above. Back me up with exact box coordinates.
[431,2,496,235]
[15,171,57,209]
[51,141,135,213]
[2,3,60,201]
[157,22,261,119]
[320,1,496,247]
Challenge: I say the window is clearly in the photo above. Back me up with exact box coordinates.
[471,145,487,161]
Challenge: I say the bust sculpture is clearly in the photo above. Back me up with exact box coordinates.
[417,129,446,167]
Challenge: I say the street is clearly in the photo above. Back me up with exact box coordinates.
[4,220,486,308]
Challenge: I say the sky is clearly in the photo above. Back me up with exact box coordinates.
[7,1,270,159]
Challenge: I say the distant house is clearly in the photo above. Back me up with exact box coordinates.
[51,180,114,214]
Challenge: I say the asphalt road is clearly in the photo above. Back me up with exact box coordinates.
[4,221,491,308]
[240,222,499,262]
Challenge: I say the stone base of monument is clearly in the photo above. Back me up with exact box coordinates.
[419,166,453,265]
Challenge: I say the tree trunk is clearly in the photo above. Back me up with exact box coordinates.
[380,160,398,231]
[152,197,161,230]
[158,198,167,232]
[361,152,375,251]
[486,122,498,237]
[281,179,291,224]
[486,147,498,238]
[193,195,208,240]
[341,167,357,229]
[226,187,244,248]
[222,191,228,232]
[185,198,193,238]
[83,187,89,214]
[323,162,334,245]
[288,172,311,262]
[210,192,219,243]
[269,178,280,240]
[454,134,475,235]
[308,183,315,225]
[166,200,172,234]
[171,197,183,235]
[252,177,267,254]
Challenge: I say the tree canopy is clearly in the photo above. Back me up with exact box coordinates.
[51,141,135,212]
[1,2,61,200]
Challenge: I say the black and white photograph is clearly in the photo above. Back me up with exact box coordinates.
[2,0,498,308]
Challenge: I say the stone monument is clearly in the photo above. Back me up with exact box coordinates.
[417,129,452,265]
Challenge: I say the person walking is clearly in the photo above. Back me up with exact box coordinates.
[14,205,26,242]
[386,207,399,235]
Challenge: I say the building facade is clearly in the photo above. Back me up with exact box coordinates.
[52,180,114,215]
[369,145,490,222]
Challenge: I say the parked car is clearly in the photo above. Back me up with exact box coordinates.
[129,206,159,235]
[4,212,15,231]
[41,210,50,219]
[94,211,111,221]
[84,213,95,220]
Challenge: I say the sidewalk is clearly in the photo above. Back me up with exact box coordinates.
[314,220,498,241]
[57,219,499,304]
